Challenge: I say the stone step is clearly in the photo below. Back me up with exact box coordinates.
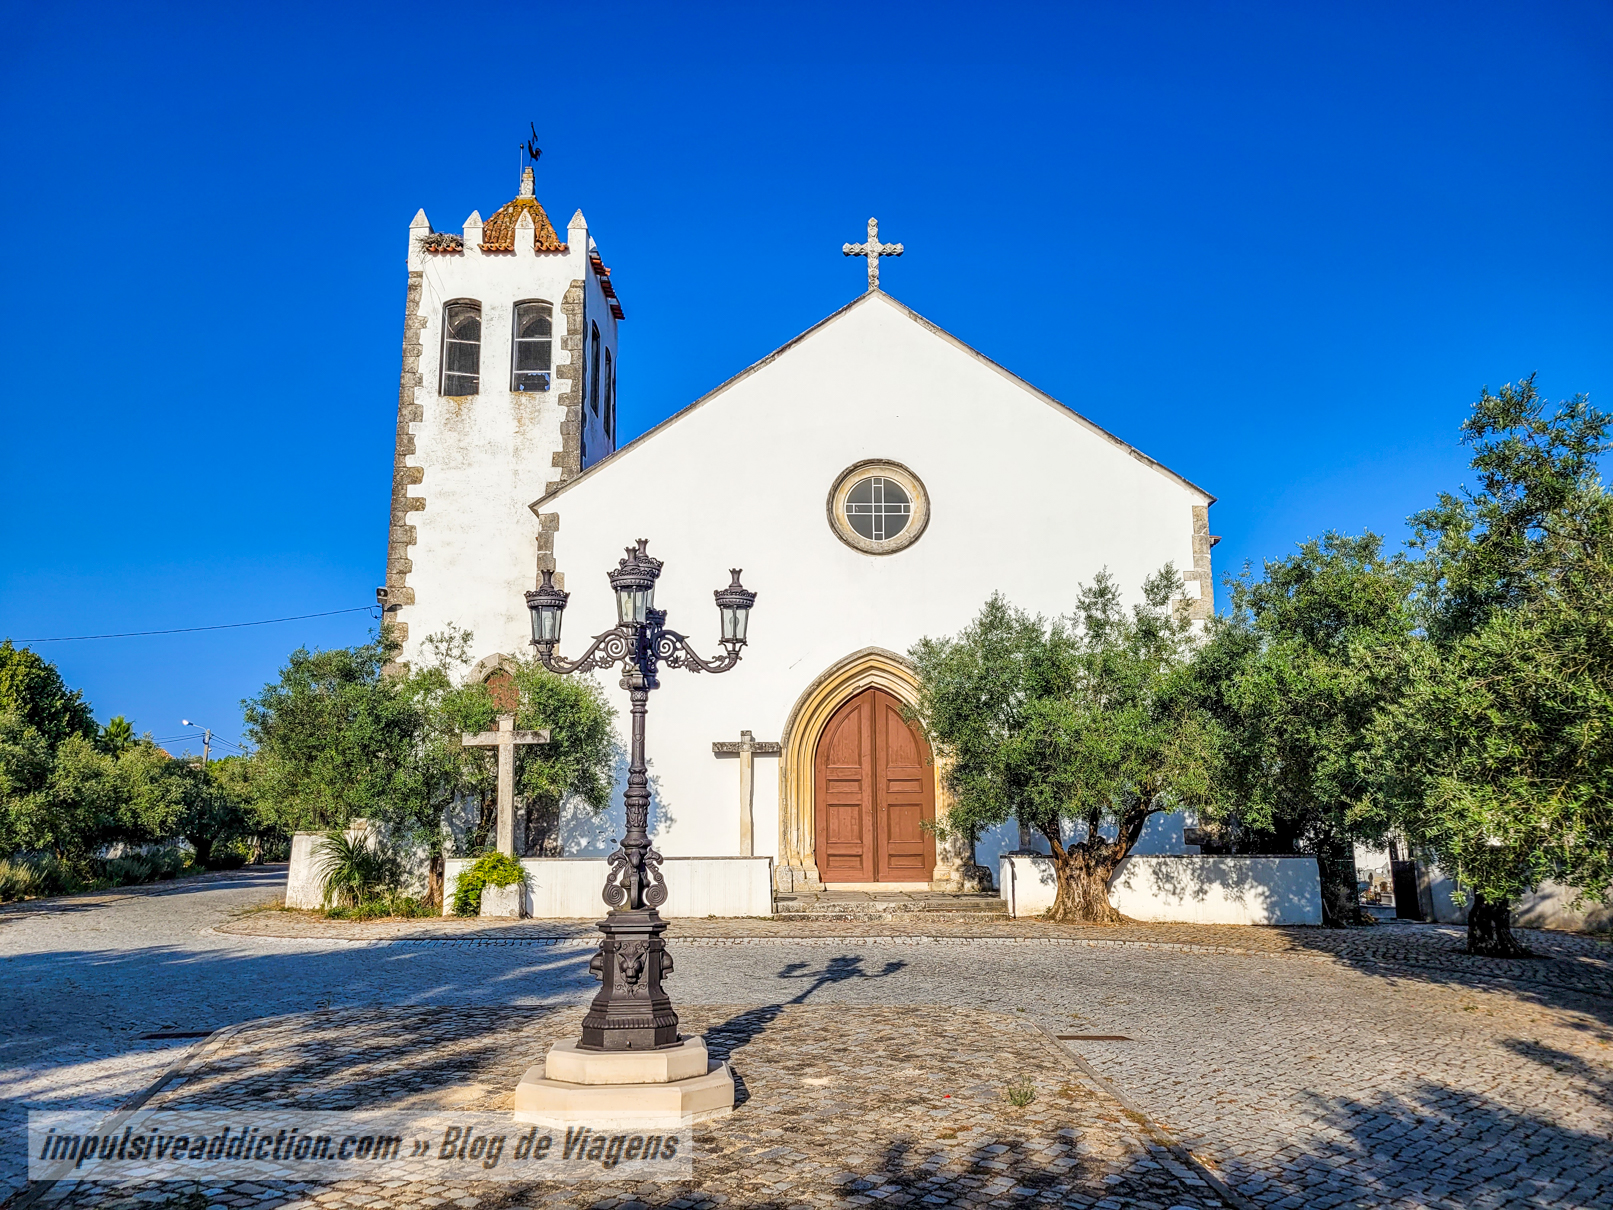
[773,893,1009,918]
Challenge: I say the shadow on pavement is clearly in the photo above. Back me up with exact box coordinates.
[1224,1076,1613,1209]
[0,867,286,923]
[1270,922,1613,1026]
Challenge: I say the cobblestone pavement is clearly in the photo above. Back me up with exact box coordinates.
[36,1005,1231,1210]
[218,905,1613,1002]
[3,869,1610,1209]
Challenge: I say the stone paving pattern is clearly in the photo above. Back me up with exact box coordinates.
[217,907,1613,1002]
[38,1005,1229,1210]
[4,869,1610,1210]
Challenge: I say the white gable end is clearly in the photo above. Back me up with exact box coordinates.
[403,289,1216,891]
[535,291,1209,640]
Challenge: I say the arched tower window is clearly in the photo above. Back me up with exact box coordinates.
[604,348,615,441]
[441,301,481,396]
[512,300,553,392]
[590,322,602,415]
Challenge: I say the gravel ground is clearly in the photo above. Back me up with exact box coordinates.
[2,868,1609,1209]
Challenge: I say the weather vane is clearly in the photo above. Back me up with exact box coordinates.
[525,123,542,165]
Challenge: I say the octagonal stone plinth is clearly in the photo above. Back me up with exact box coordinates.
[544,1036,710,1084]
[513,1036,735,1126]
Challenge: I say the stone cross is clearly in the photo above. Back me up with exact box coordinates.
[842,217,903,291]
[711,731,782,855]
[462,713,551,855]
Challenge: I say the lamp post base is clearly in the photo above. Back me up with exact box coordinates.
[512,1058,735,1135]
[579,908,680,1051]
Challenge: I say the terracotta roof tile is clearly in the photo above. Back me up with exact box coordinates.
[480,195,565,253]
[590,250,626,320]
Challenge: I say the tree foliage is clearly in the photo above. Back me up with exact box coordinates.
[1185,533,1416,924]
[1363,377,1613,953]
[911,568,1215,922]
[0,690,255,869]
[243,631,424,832]
[0,641,96,748]
[242,625,617,894]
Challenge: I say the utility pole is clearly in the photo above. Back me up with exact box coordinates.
[181,719,212,770]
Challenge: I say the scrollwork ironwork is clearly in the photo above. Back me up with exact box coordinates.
[529,540,751,1052]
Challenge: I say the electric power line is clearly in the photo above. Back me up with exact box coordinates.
[13,606,376,644]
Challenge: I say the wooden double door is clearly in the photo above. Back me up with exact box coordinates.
[814,688,936,883]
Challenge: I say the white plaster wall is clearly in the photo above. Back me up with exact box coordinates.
[420,291,1212,871]
[976,811,1197,875]
[396,199,616,668]
[1424,873,1610,933]
[285,832,329,909]
[442,856,773,918]
[1511,882,1611,932]
[284,820,429,907]
[999,854,1323,925]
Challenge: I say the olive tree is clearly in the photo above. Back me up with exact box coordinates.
[910,569,1216,923]
[1364,378,1613,955]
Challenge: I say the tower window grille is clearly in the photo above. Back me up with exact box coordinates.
[512,301,553,392]
[441,301,482,395]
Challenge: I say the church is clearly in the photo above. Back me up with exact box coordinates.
[380,165,1217,899]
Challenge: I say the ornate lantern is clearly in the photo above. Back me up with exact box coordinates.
[524,568,570,646]
[607,539,663,627]
[713,569,757,645]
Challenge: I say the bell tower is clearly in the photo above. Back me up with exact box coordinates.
[381,164,625,662]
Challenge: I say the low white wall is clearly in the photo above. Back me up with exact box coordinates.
[285,832,330,910]
[1414,862,1609,933]
[999,853,1324,926]
[1512,881,1611,933]
[284,821,430,908]
[443,856,775,919]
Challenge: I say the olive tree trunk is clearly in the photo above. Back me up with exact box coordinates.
[427,851,444,909]
[1315,836,1361,928]
[1044,821,1144,924]
[1466,891,1530,957]
[188,834,215,869]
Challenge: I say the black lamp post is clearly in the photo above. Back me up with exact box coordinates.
[526,539,756,1051]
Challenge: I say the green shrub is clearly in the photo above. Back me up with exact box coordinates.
[100,855,155,885]
[149,848,190,879]
[0,854,80,900]
[0,846,200,901]
[452,851,528,917]
[1005,1078,1037,1108]
[89,846,195,889]
[326,892,434,921]
[316,830,402,908]
[0,859,45,901]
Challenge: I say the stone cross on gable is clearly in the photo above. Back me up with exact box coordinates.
[712,730,782,856]
[842,217,903,291]
[463,713,551,855]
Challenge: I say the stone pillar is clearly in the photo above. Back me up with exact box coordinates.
[929,755,991,892]
[738,730,756,857]
[495,713,517,856]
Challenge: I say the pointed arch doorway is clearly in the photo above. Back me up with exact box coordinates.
[814,687,936,884]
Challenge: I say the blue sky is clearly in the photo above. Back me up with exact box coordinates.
[1,0,1609,752]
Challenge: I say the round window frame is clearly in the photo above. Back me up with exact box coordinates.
[826,459,930,556]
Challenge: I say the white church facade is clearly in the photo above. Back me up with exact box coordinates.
[382,168,1220,898]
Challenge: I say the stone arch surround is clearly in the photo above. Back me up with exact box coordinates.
[775,647,970,892]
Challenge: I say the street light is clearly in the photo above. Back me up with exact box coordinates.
[180,719,212,768]
[525,539,755,1051]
